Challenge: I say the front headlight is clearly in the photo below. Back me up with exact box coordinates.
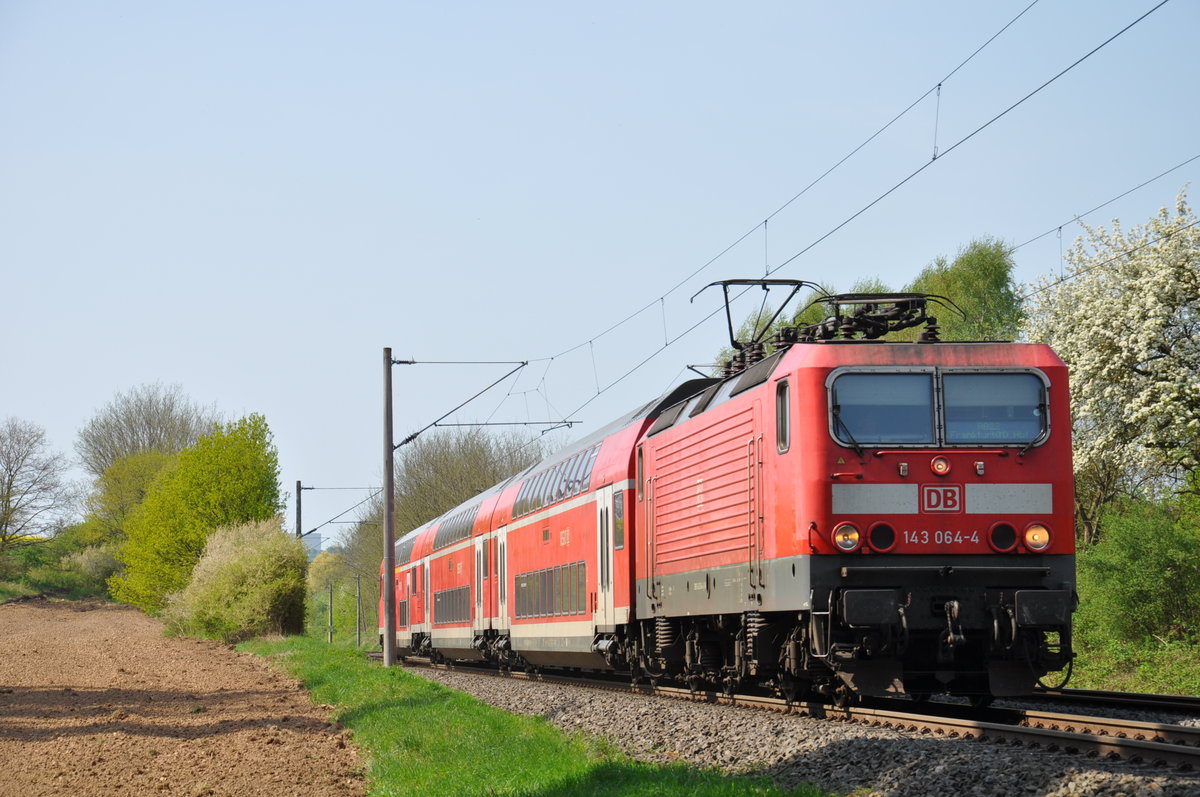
[832,523,862,552]
[1024,523,1051,551]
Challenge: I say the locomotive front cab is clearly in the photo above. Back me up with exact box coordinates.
[807,349,1077,699]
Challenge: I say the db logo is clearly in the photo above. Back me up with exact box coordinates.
[921,484,963,513]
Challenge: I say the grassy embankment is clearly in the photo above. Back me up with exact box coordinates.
[1070,637,1200,695]
[242,634,826,797]
[0,581,38,602]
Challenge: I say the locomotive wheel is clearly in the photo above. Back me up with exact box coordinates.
[969,694,994,709]
[831,685,854,708]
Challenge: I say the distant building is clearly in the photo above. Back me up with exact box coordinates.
[301,533,323,561]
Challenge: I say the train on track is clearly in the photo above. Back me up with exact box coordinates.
[380,282,1077,704]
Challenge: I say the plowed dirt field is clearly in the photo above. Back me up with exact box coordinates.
[0,598,363,796]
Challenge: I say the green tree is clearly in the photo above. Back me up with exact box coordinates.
[906,236,1023,341]
[308,549,351,594]
[77,449,177,547]
[110,414,282,613]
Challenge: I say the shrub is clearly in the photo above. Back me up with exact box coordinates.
[1075,499,1200,644]
[163,517,306,643]
[67,545,121,582]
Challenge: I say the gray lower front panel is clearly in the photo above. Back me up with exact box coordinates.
[637,556,811,618]
[812,553,1075,632]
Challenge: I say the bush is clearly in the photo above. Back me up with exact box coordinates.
[163,517,306,643]
[1076,499,1200,644]
[66,545,121,582]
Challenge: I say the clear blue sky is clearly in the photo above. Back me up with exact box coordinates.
[3,1,1197,546]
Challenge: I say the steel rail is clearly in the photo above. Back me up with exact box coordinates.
[383,654,1200,769]
[1033,687,1200,715]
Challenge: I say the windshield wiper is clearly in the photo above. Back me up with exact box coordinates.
[1019,404,1048,455]
[831,406,864,459]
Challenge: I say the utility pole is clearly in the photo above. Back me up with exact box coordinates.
[382,347,397,667]
[295,480,303,538]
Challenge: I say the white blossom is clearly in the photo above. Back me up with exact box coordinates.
[1023,189,1200,540]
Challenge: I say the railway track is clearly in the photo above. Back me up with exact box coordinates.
[375,652,1200,769]
[1030,686,1200,715]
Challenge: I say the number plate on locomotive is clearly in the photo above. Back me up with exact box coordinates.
[901,529,980,546]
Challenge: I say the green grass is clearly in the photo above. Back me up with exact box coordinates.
[1071,636,1200,696]
[241,635,827,797]
[0,580,40,602]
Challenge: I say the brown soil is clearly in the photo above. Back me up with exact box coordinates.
[0,598,363,796]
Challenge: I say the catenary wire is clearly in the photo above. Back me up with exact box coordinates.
[767,0,1172,278]
[557,1,1176,431]
[303,490,383,538]
[1010,153,1200,252]
[1018,217,1200,302]
[547,1,1042,361]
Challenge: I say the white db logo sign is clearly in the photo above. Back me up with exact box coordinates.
[921,484,963,513]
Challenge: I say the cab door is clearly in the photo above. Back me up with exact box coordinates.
[594,485,616,630]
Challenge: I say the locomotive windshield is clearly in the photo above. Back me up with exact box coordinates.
[830,369,1047,448]
[943,372,1045,443]
[831,373,935,444]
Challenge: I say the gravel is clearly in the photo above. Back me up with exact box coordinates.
[410,667,1200,796]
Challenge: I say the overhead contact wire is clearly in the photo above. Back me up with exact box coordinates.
[768,0,1172,277]
[548,2,1041,361]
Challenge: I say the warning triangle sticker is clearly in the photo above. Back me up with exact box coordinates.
[836,457,845,465]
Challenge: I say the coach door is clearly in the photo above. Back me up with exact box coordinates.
[422,562,431,629]
[408,565,422,632]
[495,527,510,631]
[474,536,487,632]
[595,485,616,631]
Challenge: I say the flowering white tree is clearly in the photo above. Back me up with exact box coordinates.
[1023,189,1200,545]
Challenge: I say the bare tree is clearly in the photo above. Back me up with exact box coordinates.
[335,428,547,612]
[76,383,219,478]
[0,418,71,553]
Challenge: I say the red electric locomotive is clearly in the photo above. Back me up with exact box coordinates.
[381,284,1076,703]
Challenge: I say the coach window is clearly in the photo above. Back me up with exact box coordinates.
[775,380,790,453]
[580,445,600,492]
[571,451,590,494]
[554,462,569,503]
[613,491,625,550]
